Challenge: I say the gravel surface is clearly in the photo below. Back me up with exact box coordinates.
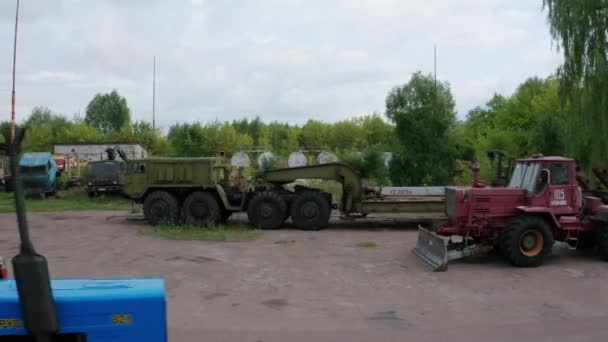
[1,210,607,341]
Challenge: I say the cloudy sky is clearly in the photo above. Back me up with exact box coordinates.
[0,0,561,130]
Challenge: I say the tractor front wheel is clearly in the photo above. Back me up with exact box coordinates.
[143,191,179,225]
[500,215,554,267]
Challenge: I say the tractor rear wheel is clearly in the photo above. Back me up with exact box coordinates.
[183,191,221,226]
[597,223,608,260]
[500,215,554,267]
[248,191,287,229]
[290,191,331,231]
[143,191,179,225]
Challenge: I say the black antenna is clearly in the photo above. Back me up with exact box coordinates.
[10,129,59,342]
[10,0,20,140]
[152,56,156,131]
[434,43,437,113]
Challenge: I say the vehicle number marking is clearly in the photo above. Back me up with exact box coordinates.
[111,314,133,325]
[551,189,567,206]
[0,318,22,329]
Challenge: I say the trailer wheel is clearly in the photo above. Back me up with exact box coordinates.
[290,191,331,231]
[597,223,608,260]
[248,191,287,229]
[143,191,179,225]
[183,191,221,226]
[500,215,554,267]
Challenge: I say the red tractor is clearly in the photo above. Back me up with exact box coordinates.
[414,155,608,271]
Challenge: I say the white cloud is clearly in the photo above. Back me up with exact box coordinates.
[0,0,563,127]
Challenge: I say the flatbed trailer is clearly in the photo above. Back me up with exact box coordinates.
[263,163,445,220]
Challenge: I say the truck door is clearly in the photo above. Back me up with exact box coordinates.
[547,162,575,215]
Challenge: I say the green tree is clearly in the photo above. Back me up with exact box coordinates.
[385,71,457,185]
[544,0,608,166]
[298,120,330,149]
[85,90,131,134]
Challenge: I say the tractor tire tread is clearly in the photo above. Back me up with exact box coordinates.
[499,215,554,267]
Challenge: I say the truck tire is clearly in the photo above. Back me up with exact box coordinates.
[290,191,331,231]
[500,215,554,267]
[597,223,608,260]
[576,232,596,251]
[143,191,179,225]
[247,191,287,229]
[183,191,220,226]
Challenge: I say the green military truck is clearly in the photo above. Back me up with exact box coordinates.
[123,157,444,230]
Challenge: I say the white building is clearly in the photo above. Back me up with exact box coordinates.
[54,143,148,161]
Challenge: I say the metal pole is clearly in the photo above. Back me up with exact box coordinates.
[152,56,156,131]
[11,0,20,141]
[434,44,437,113]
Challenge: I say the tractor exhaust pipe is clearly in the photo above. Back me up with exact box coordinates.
[412,227,449,271]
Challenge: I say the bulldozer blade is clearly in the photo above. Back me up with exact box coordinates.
[412,227,448,272]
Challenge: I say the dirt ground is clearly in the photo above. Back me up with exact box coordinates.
[1,210,608,341]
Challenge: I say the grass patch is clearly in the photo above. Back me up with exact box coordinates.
[141,224,262,241]
[356,241,377,248]
[0,187,132,213]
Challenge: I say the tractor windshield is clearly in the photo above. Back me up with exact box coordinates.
[508,162,540,192]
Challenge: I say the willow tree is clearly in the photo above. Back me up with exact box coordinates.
[544,0,608,167]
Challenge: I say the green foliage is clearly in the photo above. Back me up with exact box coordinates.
[338,145,388,184]
[85,90,131,134]
[544,0,608,167]
[168,121,254,157]
[386,71,457,185]
[298,120,331,149]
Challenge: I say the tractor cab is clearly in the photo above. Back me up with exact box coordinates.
[508,156,581,215]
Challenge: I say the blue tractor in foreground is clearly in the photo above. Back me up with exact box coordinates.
[0,129,168,341]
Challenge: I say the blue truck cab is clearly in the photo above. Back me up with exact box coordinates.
[19,152,59,196]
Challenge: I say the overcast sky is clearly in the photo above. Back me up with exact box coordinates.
[0,0,562,130]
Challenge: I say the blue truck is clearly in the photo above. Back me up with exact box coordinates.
[19,152,59,197]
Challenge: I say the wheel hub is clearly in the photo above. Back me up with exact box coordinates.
[259,203,274,219]
[519,229,544,257]
[190,201,209,218]
[301,202,319,219]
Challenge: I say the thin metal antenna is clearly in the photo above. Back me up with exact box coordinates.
[434,43,437,113]
[152,56,156,131]
[11,0,20,141]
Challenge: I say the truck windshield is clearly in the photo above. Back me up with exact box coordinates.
[87,162,121,173]
[20,165,47,175]
[508,162,540,192]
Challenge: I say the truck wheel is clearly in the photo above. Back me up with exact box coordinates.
[500,216,554,267]
[143,191,179,225]
[597,223,608,260]
[247,191,287,229]
[183,192,220,226]
[290,191,331,231]
[576,232,596,251]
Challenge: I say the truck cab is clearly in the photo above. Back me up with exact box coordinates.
[508,156,581,216]
[19,152,59,197]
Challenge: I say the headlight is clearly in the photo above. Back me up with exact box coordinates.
[88,182,92,186]
[113,181,117,184]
